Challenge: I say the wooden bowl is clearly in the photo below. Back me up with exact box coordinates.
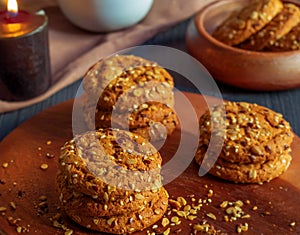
[186,0,300,91]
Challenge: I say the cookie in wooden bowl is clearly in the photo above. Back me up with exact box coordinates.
[239,3,300,51]
[212,0,283,46]
[267,21,300,51]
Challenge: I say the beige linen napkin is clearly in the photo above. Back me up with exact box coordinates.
[0,0,213,113]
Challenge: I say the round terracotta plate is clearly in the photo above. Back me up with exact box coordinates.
[0,92,300,234]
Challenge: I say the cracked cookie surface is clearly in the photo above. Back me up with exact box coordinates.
[239,3,300,51]
[195,101,293,183]
[212,0,283,46]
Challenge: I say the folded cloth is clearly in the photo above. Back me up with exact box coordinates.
[0,0,212,113]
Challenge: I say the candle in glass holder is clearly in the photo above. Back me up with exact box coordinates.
[0,0,51,101]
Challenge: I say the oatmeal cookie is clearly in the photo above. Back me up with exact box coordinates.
[58,129,163,198]
[82,54,174,112]
[268,21,300,51]
[62,187,168,234]
[83,102,179,141]
[195,101,293,183]
[212,0,283,46]
[207,152,292,183]
[239,3,300,51]
[57,172,165,217]
[196,101,293,164]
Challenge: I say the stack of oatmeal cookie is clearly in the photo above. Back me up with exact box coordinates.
[57,128,168,234]
[81,54,178,142]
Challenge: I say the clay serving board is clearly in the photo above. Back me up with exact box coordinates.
[0,92,300,235]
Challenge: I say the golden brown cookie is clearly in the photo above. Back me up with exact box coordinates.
[82,54,174,112]
[61,187,168,234]
[59,129,163,198]
[195,101,293,183]
[197,101,293,164]
[57,172,164,217]
[239,3,300,51]
[83,102,179,141]
[207,152,292,183]
[212,0,283,46]
[268,21,300,51]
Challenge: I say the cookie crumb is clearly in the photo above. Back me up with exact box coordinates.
[46,153,55,159]
[2,162,8,168]
[16,226,22,233]
[64,229,73,235]
[40,164,48,170]
[206,212,217,220]
[289,221,296,227]
[10,202,16,210]
[236,223,249,233]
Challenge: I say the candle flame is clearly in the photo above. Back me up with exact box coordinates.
[7,0,18,17]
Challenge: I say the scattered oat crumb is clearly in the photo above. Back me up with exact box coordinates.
[162,218,169,227]
[40,164,48,170]
[2,162,8,168]
[290,221,296,227]
[46,141,52,145]
[16,226,22,233]
[163,227,170,235]
[46,153,55,159]
[262,211,271,216]
[10,202,16,210]
[236,223,248,233]
[37,147,42,151]
[64,229,73,235]
[207,189,214,197]
[0,207,7,212]
[206,212,217,220]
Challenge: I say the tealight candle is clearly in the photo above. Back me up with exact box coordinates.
[0,0,51,101]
